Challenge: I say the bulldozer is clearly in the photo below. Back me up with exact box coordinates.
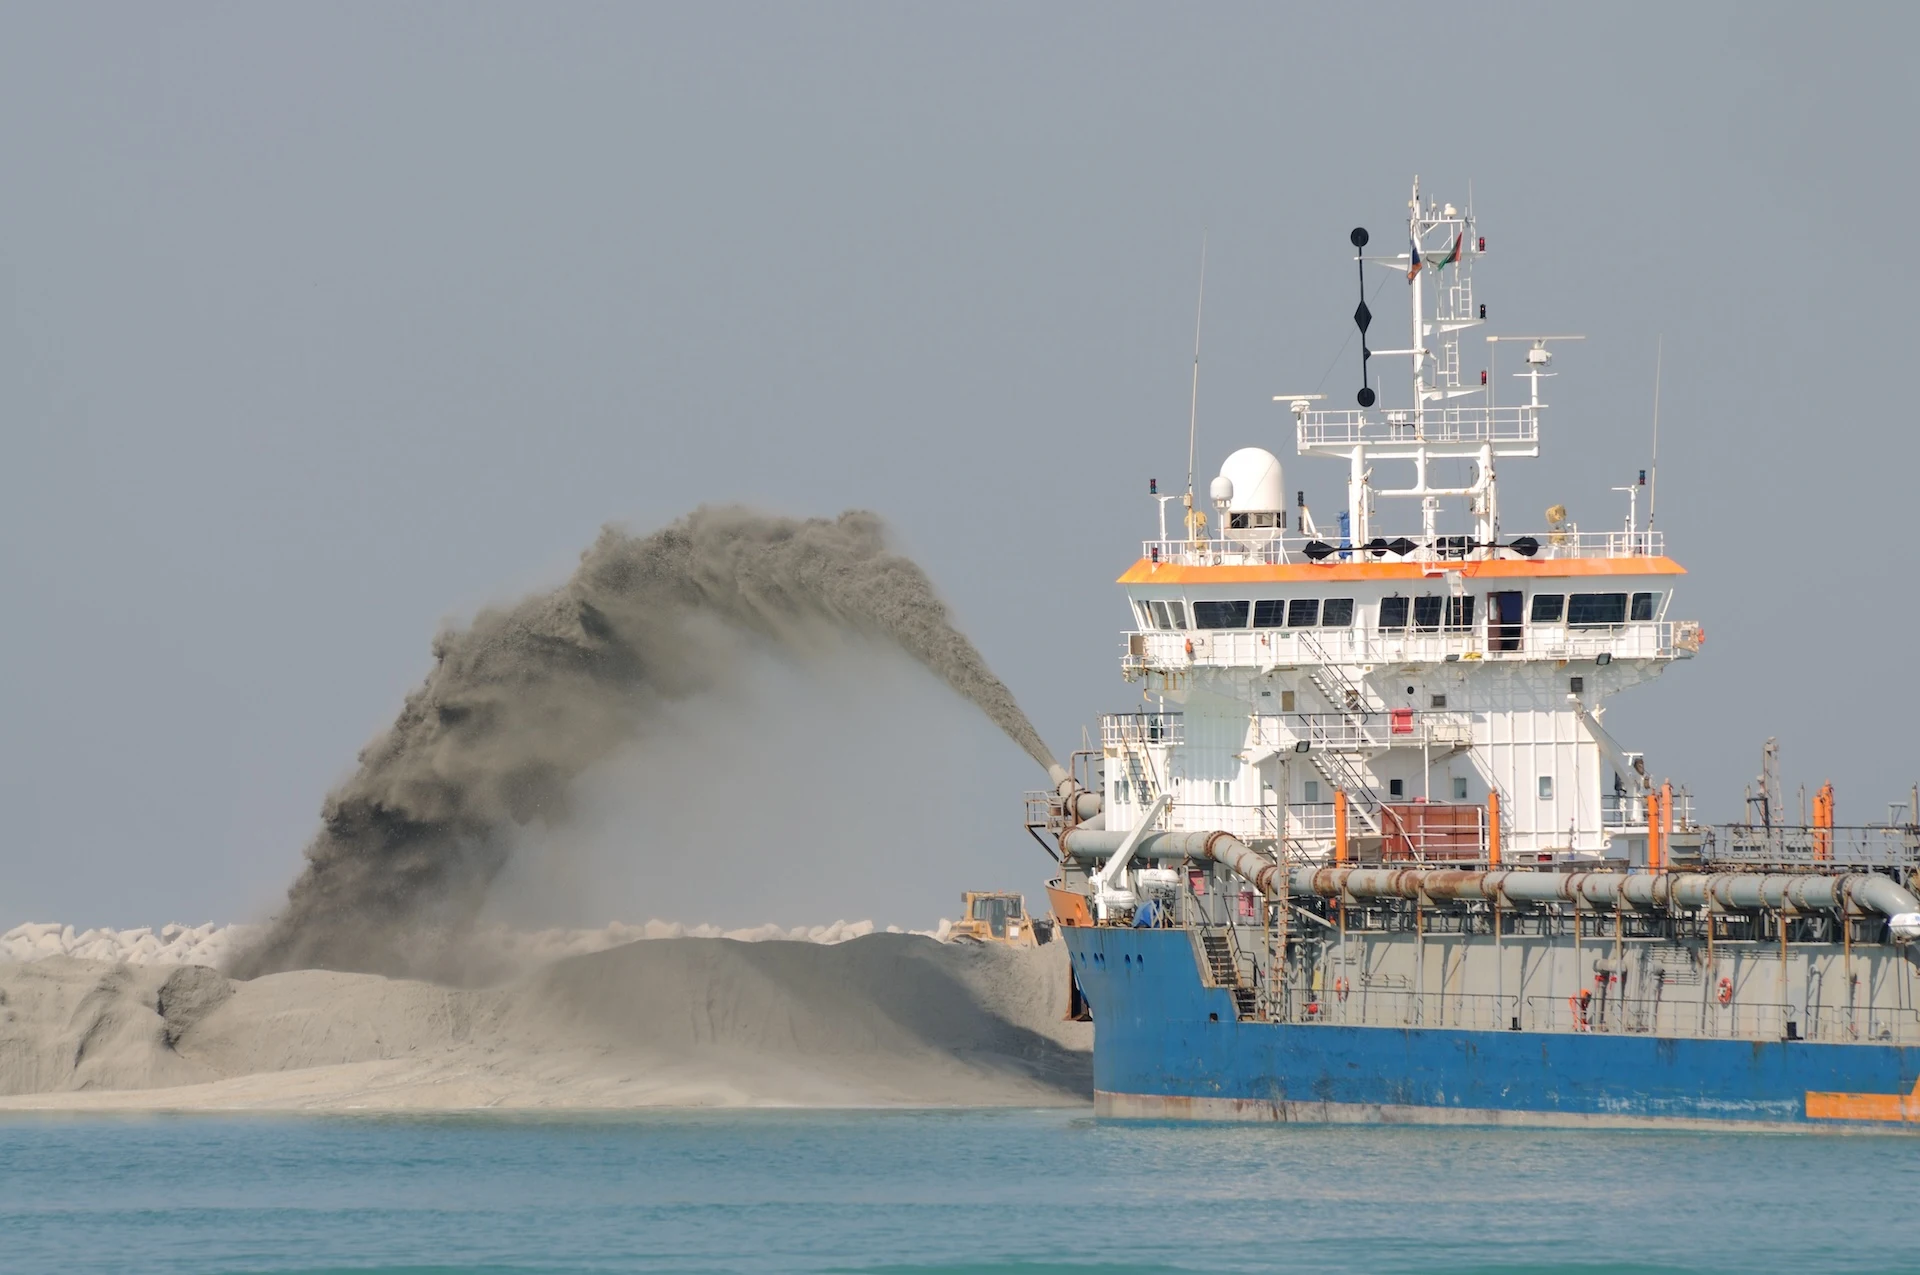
[946,891,1051,946]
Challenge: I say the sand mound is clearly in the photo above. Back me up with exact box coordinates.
[0,919,932,972]
[0,934,1089,1111]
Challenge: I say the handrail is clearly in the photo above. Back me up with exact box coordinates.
[1137,528,1664,566]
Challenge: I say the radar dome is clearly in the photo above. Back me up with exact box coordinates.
[1209,475,1235,504]
[1219,448,1284,512]
[1216,448,1286,547]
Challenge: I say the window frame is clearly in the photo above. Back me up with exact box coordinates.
[1378,596,1410,631]
[1530,593,1565,623]
[1567,592,1629,629]
[1412,595,1444,632]
[1192,600,1251,630]
[1286,598,1321,628]
[1253,598,1286,628]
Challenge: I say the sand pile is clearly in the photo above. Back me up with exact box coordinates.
[0,934,1089,1111]
[0,919,929,971]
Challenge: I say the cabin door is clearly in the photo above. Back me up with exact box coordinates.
[1488,590,1524,652]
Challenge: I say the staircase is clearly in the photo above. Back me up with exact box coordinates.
[1295,631,1385,834]
[1199,931,1258,1020]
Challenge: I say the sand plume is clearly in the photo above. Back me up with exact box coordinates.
[230,508,1054,979]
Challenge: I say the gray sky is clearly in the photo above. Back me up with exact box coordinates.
[3,4,1916,929]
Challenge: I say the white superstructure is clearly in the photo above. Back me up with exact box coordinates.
[1107,180,1701,868]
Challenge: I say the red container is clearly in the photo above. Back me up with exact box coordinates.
[1380,802,1483,861]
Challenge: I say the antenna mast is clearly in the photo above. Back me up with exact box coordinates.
[1184,234,1207,542]
[1648,336,1663,530]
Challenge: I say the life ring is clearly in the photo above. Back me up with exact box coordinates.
[1184,638,1194,658]
[1333,976,1349,1002]
[1716,977,1733,1005]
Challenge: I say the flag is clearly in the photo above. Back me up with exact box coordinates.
[1407,232,1462,282]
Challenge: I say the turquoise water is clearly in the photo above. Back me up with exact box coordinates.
[0,1107,1911,1274]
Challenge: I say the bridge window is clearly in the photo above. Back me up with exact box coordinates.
[1253,599,1286,627]
[1148,600,1171,629]
[1413,595,1443,632]
[1445,596,1475,631]
[1379,596,1409,630]
[1192,600,1251,629]
[1169,601,1189,630]
[1630,591,1659,621]
[1531,593,1564,622]
[1322,598,1355,627]
[1286,598,1320,627]
[1568,592,1629,628]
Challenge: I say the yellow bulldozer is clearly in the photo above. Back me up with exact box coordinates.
[946,891,1051,946]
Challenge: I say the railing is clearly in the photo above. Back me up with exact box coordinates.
[1250,710,1472,753]
[1296,404,1540,449]
[1136,527,1664,567]
[1602,791,1699,829]
[1099,712,1184,748]
[1125,621,1684,671]
[1702,825,1920,871]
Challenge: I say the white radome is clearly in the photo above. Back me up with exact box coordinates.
[1217,446,1285,545]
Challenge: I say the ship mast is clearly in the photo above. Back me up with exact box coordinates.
[1293,177,1570,564]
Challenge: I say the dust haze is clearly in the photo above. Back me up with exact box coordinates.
[482,631,1022,933]
[230,508,1056,979]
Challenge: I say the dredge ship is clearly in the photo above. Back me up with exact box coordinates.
[1032,180,1920,1129]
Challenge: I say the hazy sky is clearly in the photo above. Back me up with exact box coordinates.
[3,4,1916,929]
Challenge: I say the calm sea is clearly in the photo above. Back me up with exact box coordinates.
[0,1107,1909,1274]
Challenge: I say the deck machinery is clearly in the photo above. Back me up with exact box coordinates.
[1033,181,1920,1128]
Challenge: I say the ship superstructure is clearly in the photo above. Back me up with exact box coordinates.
[1035,181,1920,1129]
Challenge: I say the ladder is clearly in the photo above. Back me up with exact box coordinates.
[1199,931,1258,1020]
[1295,631,1385,835]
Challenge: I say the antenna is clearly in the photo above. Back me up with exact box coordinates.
[1648,336,1663,531]
[1349,227,1375,407]
[1184,234,1208,540]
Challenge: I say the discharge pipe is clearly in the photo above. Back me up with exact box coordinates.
[1058,828,1920,938]
[1046,762,1103,823]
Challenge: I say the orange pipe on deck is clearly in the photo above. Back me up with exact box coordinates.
[1334,789,1349,866]
[1487,789,1501,866]
[1661,780,1675,869]
[1647,787,1664,872]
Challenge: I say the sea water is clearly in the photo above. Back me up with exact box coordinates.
[0,1108,1910,1274]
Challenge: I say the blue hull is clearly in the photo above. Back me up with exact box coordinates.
[1064,926,1920,1129]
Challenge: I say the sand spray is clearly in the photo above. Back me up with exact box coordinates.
[229,508,1056,978]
